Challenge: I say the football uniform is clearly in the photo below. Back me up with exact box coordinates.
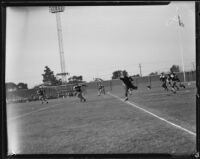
[73,85,82,93]
[160,74,167,82]
[73,85,86,102]
[167,73,179,92]
[120,76,137,89]
[119,75,138,100]
[170,73,185,89]
[97,83,105,95]
[160,74,168,91]
[37,89,48,104]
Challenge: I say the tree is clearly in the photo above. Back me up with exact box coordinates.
[17,83,28,89]
[132,74,140,77]
[112,70,128,79]
[77,75,83,82]
[170,65,180,73]
[6,82,17,91]
[42,66,62,86]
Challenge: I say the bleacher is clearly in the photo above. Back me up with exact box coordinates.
[6,84,77,103]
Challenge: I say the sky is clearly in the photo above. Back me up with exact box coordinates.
[6,2,195,88]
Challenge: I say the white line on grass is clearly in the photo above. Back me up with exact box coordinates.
[107,92,196,137]
[8,102,64,121]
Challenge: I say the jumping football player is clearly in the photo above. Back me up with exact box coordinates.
[119,71,138,101]
[73,84,86,102]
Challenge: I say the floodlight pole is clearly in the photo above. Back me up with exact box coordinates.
[49,6,67,83]
[56,12,66,83]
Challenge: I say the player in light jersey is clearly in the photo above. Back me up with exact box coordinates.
[97,82,105,96]
[160,73,168,91]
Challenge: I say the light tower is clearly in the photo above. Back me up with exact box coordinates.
[139,63,142,77]
[49,6,68,84]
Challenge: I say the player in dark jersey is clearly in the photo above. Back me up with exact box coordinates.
[73,84,86,102]
[169,72,179,90]
[119,71,138,101]
[170,72,186,89]
[37,88,48,104]
[165,74,176,93]
[166,72,180,93]
[160,73,168,91]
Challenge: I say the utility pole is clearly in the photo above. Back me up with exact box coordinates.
[192,62,195,71]
[49,6,68,84]
[139,63,142,77]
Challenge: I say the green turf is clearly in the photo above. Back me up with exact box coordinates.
[7,81,196,154]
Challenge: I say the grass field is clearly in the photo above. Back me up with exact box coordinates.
[7,81,196,155]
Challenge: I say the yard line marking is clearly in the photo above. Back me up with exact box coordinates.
[107,92,196,136]
[8,102,64,121]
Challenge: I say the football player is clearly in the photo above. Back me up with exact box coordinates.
[97,82,105,96]
[73,84,86,102]
[37,88,48,104]
[119,71,138,101]
[160,73,168,91]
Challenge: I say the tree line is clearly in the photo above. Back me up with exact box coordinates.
[6,82,28,92]
[6,64,182,91]
[42,66,85,86]
[148,65,181,76]
[112,65,181,79]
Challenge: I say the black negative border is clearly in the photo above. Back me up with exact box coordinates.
[1,1,170,6]
[196,1,200,158]
[1,3,7,159]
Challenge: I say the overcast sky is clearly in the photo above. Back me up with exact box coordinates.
[6,2,195,88]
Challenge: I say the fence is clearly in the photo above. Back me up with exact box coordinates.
[6,71,196,103]
[86,71,196,89]
[6,84,76,103]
